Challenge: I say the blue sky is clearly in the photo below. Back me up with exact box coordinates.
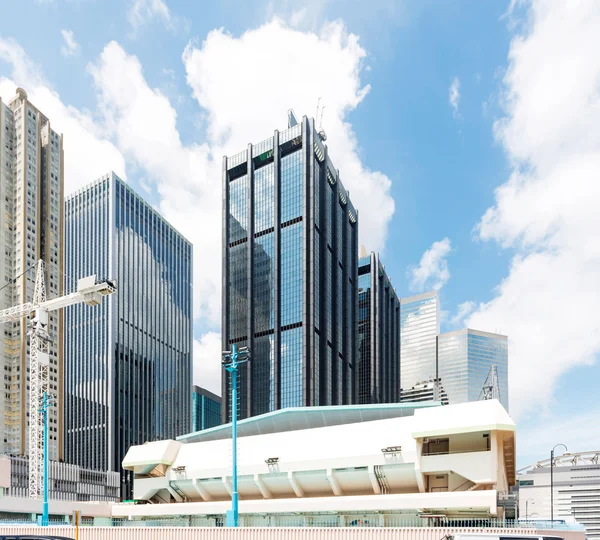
[1,0,599,467]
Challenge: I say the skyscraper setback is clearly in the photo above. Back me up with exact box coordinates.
[64,172,193,499]
[0,88,63,460]
[222,116,358,421]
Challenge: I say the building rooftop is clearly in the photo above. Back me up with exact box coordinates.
[177,402,441,444]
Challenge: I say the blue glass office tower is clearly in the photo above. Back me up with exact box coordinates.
[437,328,509,410]
[399,291,440,400]
[223,116,358,420]
[64,172,193,499]
[357,252,400,404]
[192,385,222,431]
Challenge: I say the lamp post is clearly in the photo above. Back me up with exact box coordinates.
[40,392,55,526]
[222,344,250,527]
[524,498,534,521]
[551,443,568,523]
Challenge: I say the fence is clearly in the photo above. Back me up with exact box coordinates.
[0,526,588,540]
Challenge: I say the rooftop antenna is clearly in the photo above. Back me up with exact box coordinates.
[287,109,298,128]
[317,105,327,142]
[315,97,321,123]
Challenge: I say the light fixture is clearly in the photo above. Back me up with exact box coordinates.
[265,457,280,465]
[381,446,402,454]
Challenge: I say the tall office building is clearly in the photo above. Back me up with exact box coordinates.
[437,328,508,410]
[399,291,440,401]
[0,88,63,460]
[192,385,222,432]
[222,115,358,420]
[64,172,193,498]
[357,252,400,404]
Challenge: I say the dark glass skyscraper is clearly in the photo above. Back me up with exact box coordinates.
[222,116,358,420]
[192,385,222,432]
[64,172,193,499]
[357,252,400,404]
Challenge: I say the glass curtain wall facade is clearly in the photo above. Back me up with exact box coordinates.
[192,385,222,432]
[437,328,509,410]
[64,172,193,499]
[0,89,63,460]
[357,253,400,404]
[223,116,358,421]
[399,291,440,401]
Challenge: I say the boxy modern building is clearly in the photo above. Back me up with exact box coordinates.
[119,399,516,522]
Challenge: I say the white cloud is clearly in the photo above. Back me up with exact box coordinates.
[517,409,600,465]
[183,19,394,253]
[88,20,394,329]
[467,0,600,418]
[60,29,79,57]
[450,300,476,327]
[193,332,222,396]
[128,0,172,31]
[0,38,126,193]
[449,76,460,117]
[408,238,452,292]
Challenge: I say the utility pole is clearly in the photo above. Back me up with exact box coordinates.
[40,392,55,526]
[222,344,250,527]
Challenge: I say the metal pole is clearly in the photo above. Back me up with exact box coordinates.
[41,392,49,526]
[526,499,528,521]
[550,449,554,523]
[231,343,238,527]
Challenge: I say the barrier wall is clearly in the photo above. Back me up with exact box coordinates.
[0,527,587,540]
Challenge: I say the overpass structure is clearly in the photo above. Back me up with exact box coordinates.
[116,400,516,522]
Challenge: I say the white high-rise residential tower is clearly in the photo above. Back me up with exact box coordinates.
[0,88,64,460]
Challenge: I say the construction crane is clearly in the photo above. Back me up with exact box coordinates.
[0,259,116,499]
[480,365,500,401]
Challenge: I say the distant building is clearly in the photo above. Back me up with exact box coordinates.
[437,328,508,410]
[399,378,448,405]
[399,291,439,402]
[192,386,222,432]
[0,88,63,460]
[518,450,600,539]
[222,115,358,420]
[120,400,516,522]
[357,252,400,404]
[0,454,119,501]
[64,172,193,499]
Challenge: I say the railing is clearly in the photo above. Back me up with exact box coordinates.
[0,516,586,530]
[422,448,491,456]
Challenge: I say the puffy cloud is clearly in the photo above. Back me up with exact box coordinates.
[0,38,126,193]
[450,300,476,327]
[193,332,222,396]
[60,29,79,57]
[183,18,395,253]
[449,76,460,118]
[468,0,600,417]
[88,19,395,328]
[127,0,172,31]
[408,238,452,292]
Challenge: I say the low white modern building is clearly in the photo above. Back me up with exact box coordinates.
[518,450,600,539]
[115,400,516,522]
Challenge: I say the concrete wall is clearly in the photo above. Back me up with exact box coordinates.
[0,526,586,540]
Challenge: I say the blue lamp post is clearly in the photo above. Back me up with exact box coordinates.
[222,344,250,527]
[40,391,54,527]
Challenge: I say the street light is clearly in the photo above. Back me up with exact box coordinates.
[222,344,250,527]
[40,392,56,527]
[551,443,568,523]
[524,498,535,521]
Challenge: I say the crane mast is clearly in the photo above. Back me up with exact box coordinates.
[0,259,116,499]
